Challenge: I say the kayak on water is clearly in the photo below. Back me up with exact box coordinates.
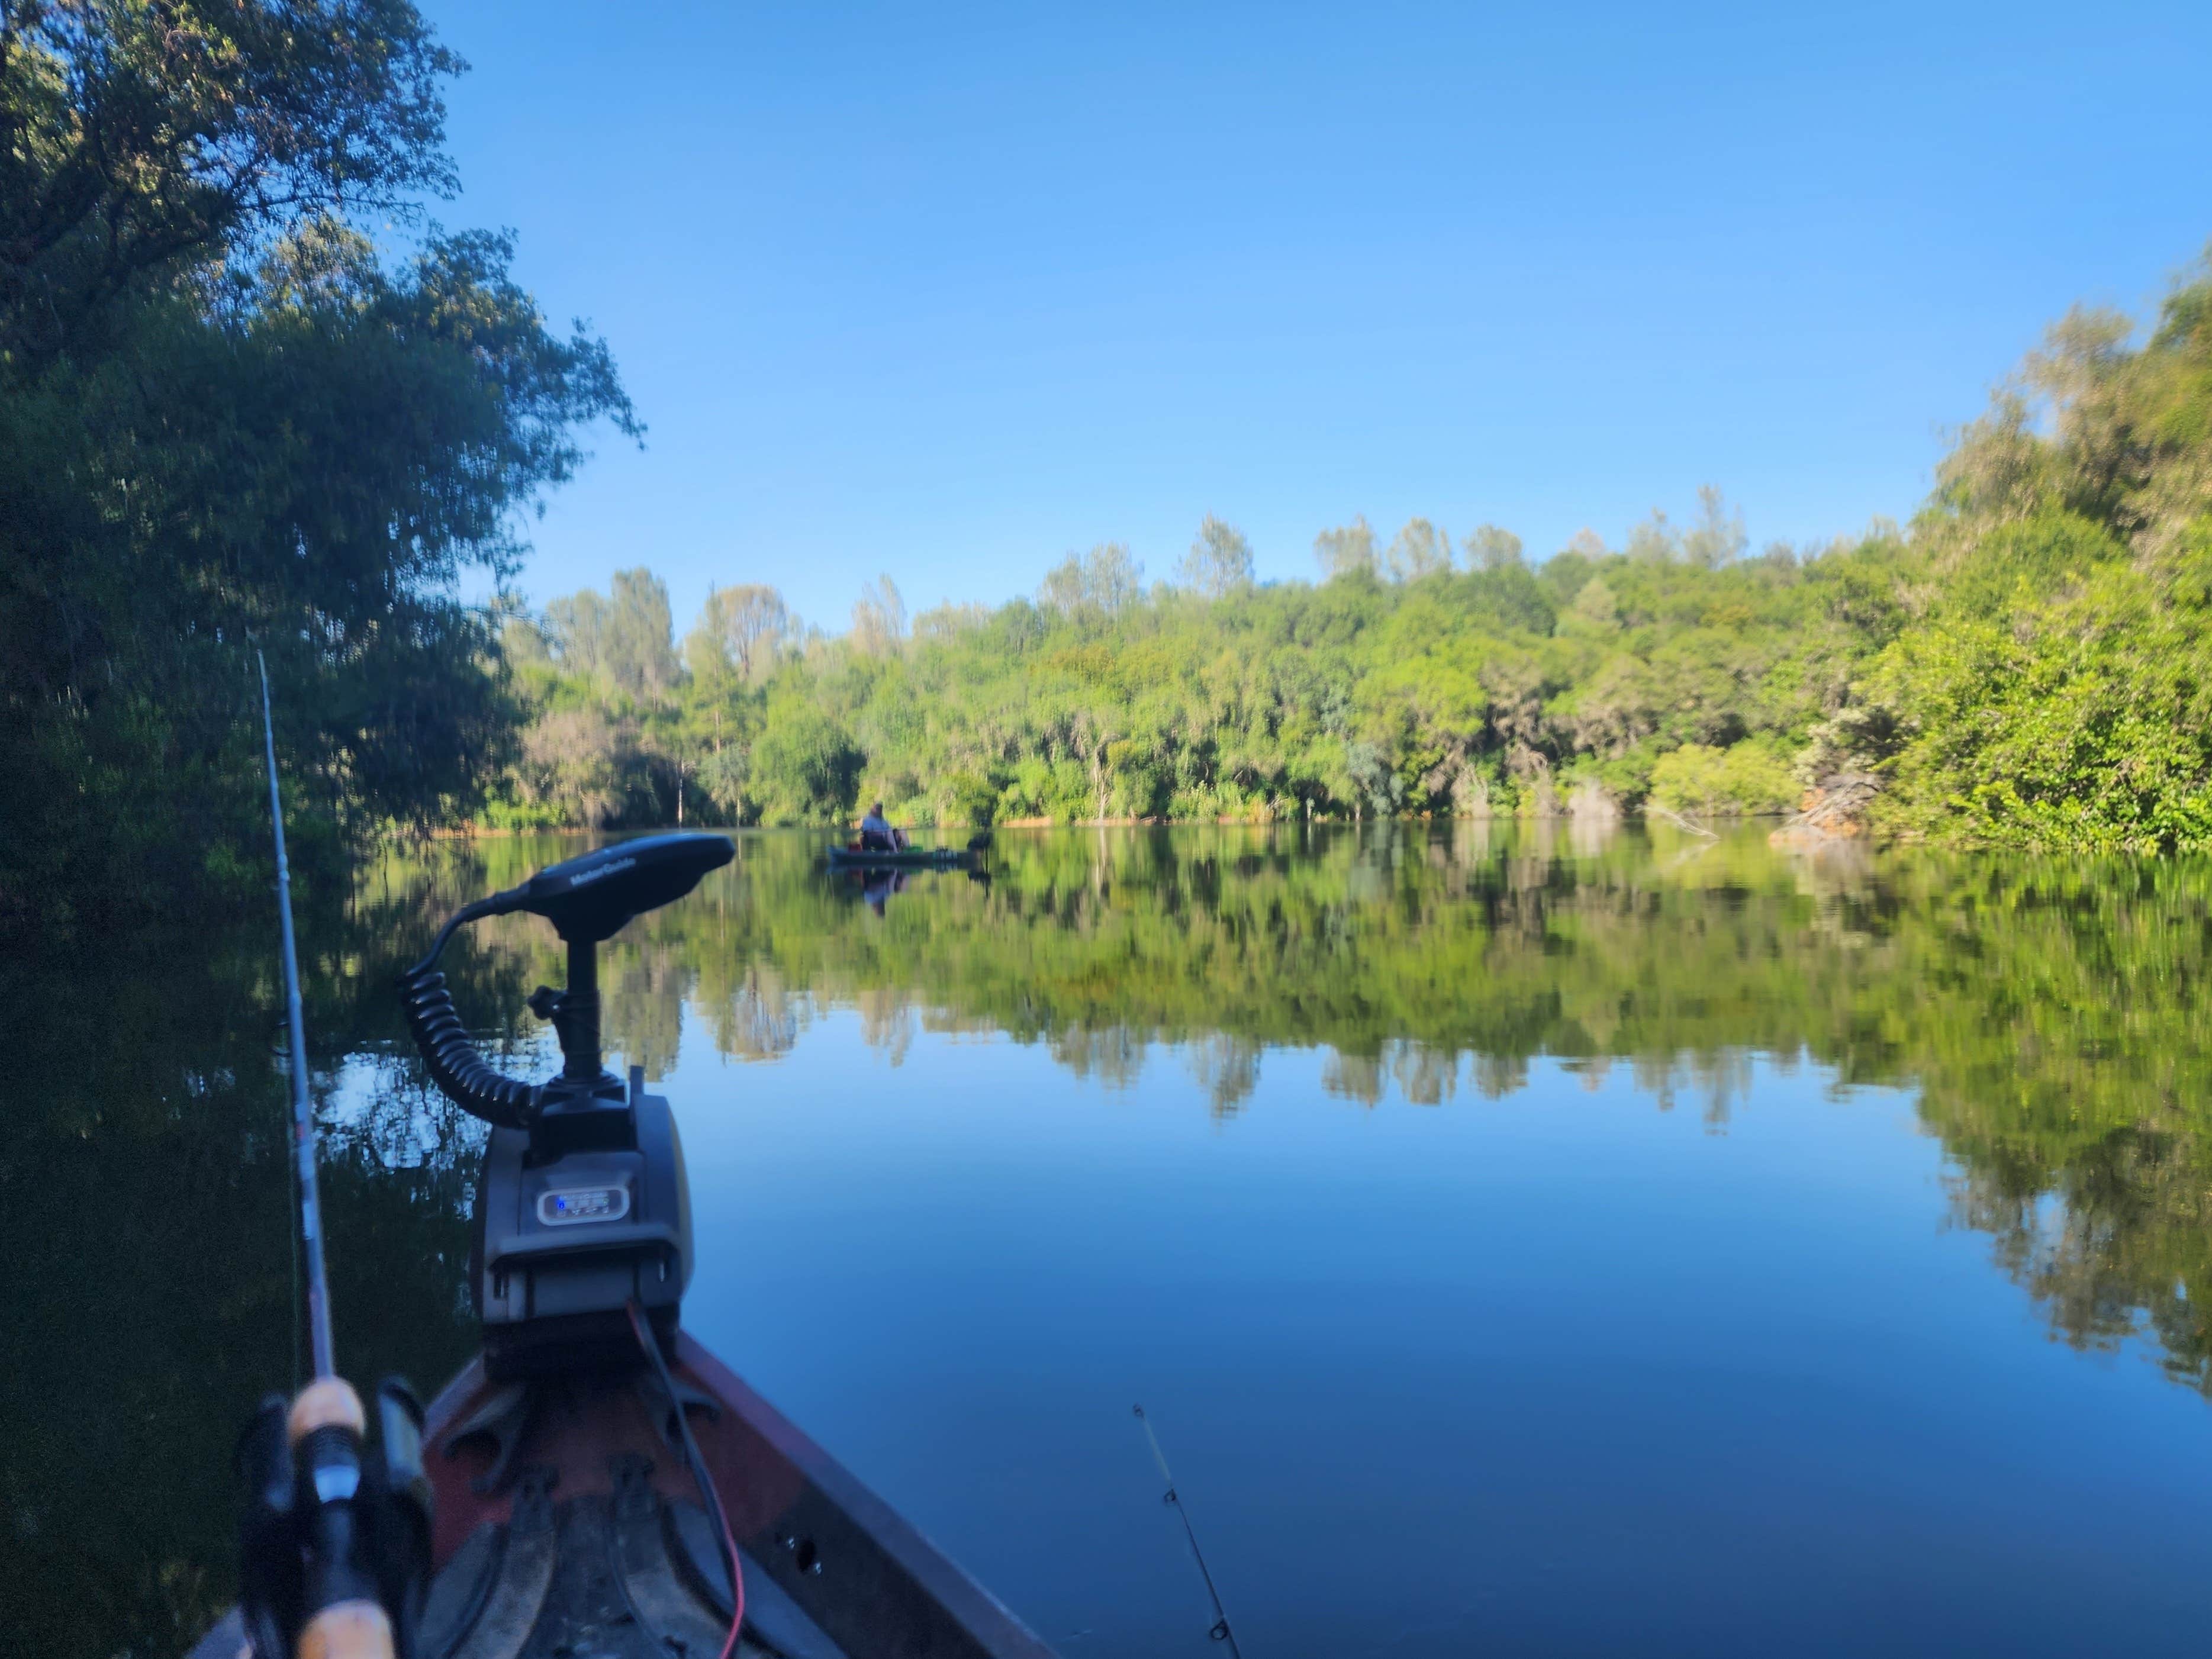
[827,830,993,871]
[198,830,1052,1659]
[826,843,979,869]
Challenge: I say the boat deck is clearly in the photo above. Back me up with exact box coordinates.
[185,1335,1054,1659]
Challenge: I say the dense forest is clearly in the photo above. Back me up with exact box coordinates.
[490,266,2212,858]
[5,0,2211,943]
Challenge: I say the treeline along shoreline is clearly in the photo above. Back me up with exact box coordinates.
[5,1,2210,939]
[494,260,2212,859]
[491,499,1877,835]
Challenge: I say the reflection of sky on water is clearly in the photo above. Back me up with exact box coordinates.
[661,1013,2212,1657]
[286,824,2212,1654]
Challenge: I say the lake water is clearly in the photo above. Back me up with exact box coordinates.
[11,824,2212,1657]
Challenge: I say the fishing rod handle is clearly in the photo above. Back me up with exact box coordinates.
[286,1379,397,1659]
[296,1602,395,1659]
[288,1377,367,1442]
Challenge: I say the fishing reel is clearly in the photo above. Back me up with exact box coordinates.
[398,834,735,1377]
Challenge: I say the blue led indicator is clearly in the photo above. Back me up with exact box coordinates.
[539,1185,627,1226]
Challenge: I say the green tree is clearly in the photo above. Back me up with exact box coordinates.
[1314,515,1378,579]
[0,2,635,935]
[459,241,2212,856]
[604,567,680,698]
[686,582,791,684]
[1870,516,2212,850]
[1856,255,2212,850]
[0,0,458,360]
[1178,514,1255,597]
[544,568,677,698]
[850,573,908,656]
[1038,544,1142,620]
[748,693,863,823]
[1681,485,1747,568]
[1464,523,1525,570]
[1384,516,1451,581]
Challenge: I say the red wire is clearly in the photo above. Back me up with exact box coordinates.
[628,1301,746,1658]
[709,1471,745,1658]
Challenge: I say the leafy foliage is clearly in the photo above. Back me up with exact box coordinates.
[0,0,635,934]
[1854,257,2212,850]
[0,0,459,359]
[497,255,2212,857]
[500,494,1904,833]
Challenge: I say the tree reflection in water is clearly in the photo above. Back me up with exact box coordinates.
[8,822,2211,1655]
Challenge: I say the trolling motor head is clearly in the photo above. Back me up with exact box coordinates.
[398,833,735,1376]
[402,835,735,1125]
[510,832,739,943]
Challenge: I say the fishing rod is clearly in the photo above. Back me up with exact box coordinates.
[260,650,336,1380]
[1134,1404,1245,1657]
[239,652,430,1659]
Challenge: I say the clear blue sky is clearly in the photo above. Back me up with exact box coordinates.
[423,0,2212,634]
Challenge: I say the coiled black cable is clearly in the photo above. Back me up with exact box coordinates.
[395,964,546,1130]
[396,890,546,1130]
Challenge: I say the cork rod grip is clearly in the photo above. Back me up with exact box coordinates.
[295,1600,394,1659]
[285,1377,366,1445]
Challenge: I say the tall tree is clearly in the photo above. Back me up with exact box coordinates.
[543,569,677,697]
[1624,509,1677,562]
[1178,514,1255,598]
[1314,516,1377,579]
[604,567,678,697]
[1038,544,1141,618]
[1681,485,1747,568]
[1464,524,1524,570]
[1385,517,1451,581]
[0,6,635,933]
[851,573,907,655]
[686,582,791,682]
[543,588,610,678]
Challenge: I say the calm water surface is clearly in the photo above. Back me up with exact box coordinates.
[11,824,2212,1658]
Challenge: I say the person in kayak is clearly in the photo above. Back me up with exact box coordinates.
[858,800,906,853]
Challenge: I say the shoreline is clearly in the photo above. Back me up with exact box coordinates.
[420,806,1803,840]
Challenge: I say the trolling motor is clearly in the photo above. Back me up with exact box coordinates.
[242,663,737,1654]
[398,833,735,1378]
